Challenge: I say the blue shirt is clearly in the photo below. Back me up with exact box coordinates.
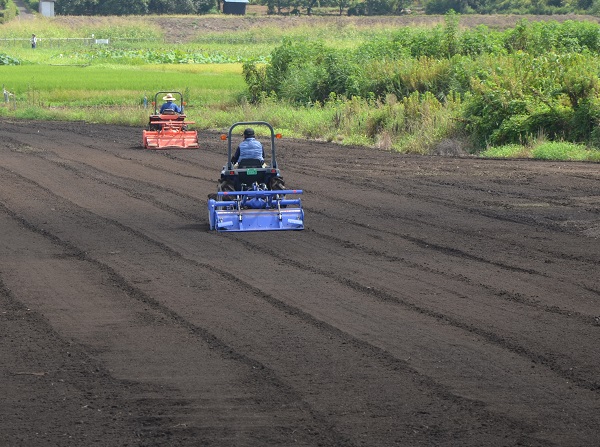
[160,101,183,114]
[232,138,264,163]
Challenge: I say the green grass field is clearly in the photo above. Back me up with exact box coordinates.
[1,64,245,106]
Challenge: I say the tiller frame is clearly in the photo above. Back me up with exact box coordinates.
[208,189,304,232]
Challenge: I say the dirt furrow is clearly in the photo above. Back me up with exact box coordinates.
[0,201,565,447]
[2,118,599,446]
[2,147,597,391]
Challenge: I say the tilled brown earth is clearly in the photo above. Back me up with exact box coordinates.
[0,117,598,446]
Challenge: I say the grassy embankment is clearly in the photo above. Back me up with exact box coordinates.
[0,16,599,160]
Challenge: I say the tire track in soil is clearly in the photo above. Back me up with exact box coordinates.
[0,277,185,447]
[0,190,555,447]
[286,167,600,301]
[304,198,599,299]
[0,185,356,447]
[288,155,600,230]
[6,143,596,322]
[5,135,598,313]
[228,236,600,392]
[270,159,600,274]
[5,131,549,277]
[2,148,597,382]
[2,179,559,447]
[305,202,600,296]
[1,131,219,184]
[14,120,595,272]
[295,168,600,251]
[3,161,597,394]
[309,200,600,285]
[2,119,599,445]
[9,144,599,338]
[3,153,595,358]
[306,229,598,324]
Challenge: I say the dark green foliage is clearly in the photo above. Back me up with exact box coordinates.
[571,97,600,143]
[0,0,16,23]
[56,0,215,15]
[364,0,406,14]
[98,0,149,15]
[55,0,97,15]
[22,0,39,12]
[424,0,587,14]
[463,52,600,147]
[425,0,466,14]
[148,0,194,13]
[264,38,327,99]
[242,61,269,103]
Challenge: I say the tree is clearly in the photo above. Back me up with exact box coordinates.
[425,0,467,14]
[98,0,149,15]
[193,0,217,13]
[333,0,351,15]
[148,0,195,13]
[365,0,407,14]
[55,0,100,15]
[300,0,320,15]
[259,0,294,14]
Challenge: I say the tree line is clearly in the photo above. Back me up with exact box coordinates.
[53,0,216,15]
[39,0,600,16]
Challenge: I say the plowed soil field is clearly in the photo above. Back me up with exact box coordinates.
[1,118,599,446]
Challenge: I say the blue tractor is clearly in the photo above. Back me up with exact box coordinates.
[207,122,305,232]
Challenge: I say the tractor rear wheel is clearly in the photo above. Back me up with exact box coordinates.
[269,177,285,191]
[269,177,286,208]
[215,180,236,209]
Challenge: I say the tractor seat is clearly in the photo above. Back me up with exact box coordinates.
[237,158,264,168]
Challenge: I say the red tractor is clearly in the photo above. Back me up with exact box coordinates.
[142,91,199,149]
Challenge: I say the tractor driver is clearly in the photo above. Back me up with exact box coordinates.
[231,128,265,167]
[160,93,183,114]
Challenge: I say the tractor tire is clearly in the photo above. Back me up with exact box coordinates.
[215,180,236,209]
[218,179,236,193]
[269,177,287,208]
[269,176,285,191]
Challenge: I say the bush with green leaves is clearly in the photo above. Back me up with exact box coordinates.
[463,52,600,148]
[532,142,600,161]
[21,0,39,12]
[0,0,17,23]
[0,52,20,65]
[243,16,600,151]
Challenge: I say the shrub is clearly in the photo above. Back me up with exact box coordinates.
[0,52,20,65]
[481,144,531,158]
[0,0,17,23]
[532,141,597,160]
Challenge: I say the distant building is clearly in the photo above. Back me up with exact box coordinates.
[222,0,249,15]
[39,0,55,17]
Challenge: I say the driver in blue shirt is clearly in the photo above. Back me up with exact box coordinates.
[160,93,183,114]
[231,128,265,166]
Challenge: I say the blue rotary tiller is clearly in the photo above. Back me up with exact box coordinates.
[207,122,305,232]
